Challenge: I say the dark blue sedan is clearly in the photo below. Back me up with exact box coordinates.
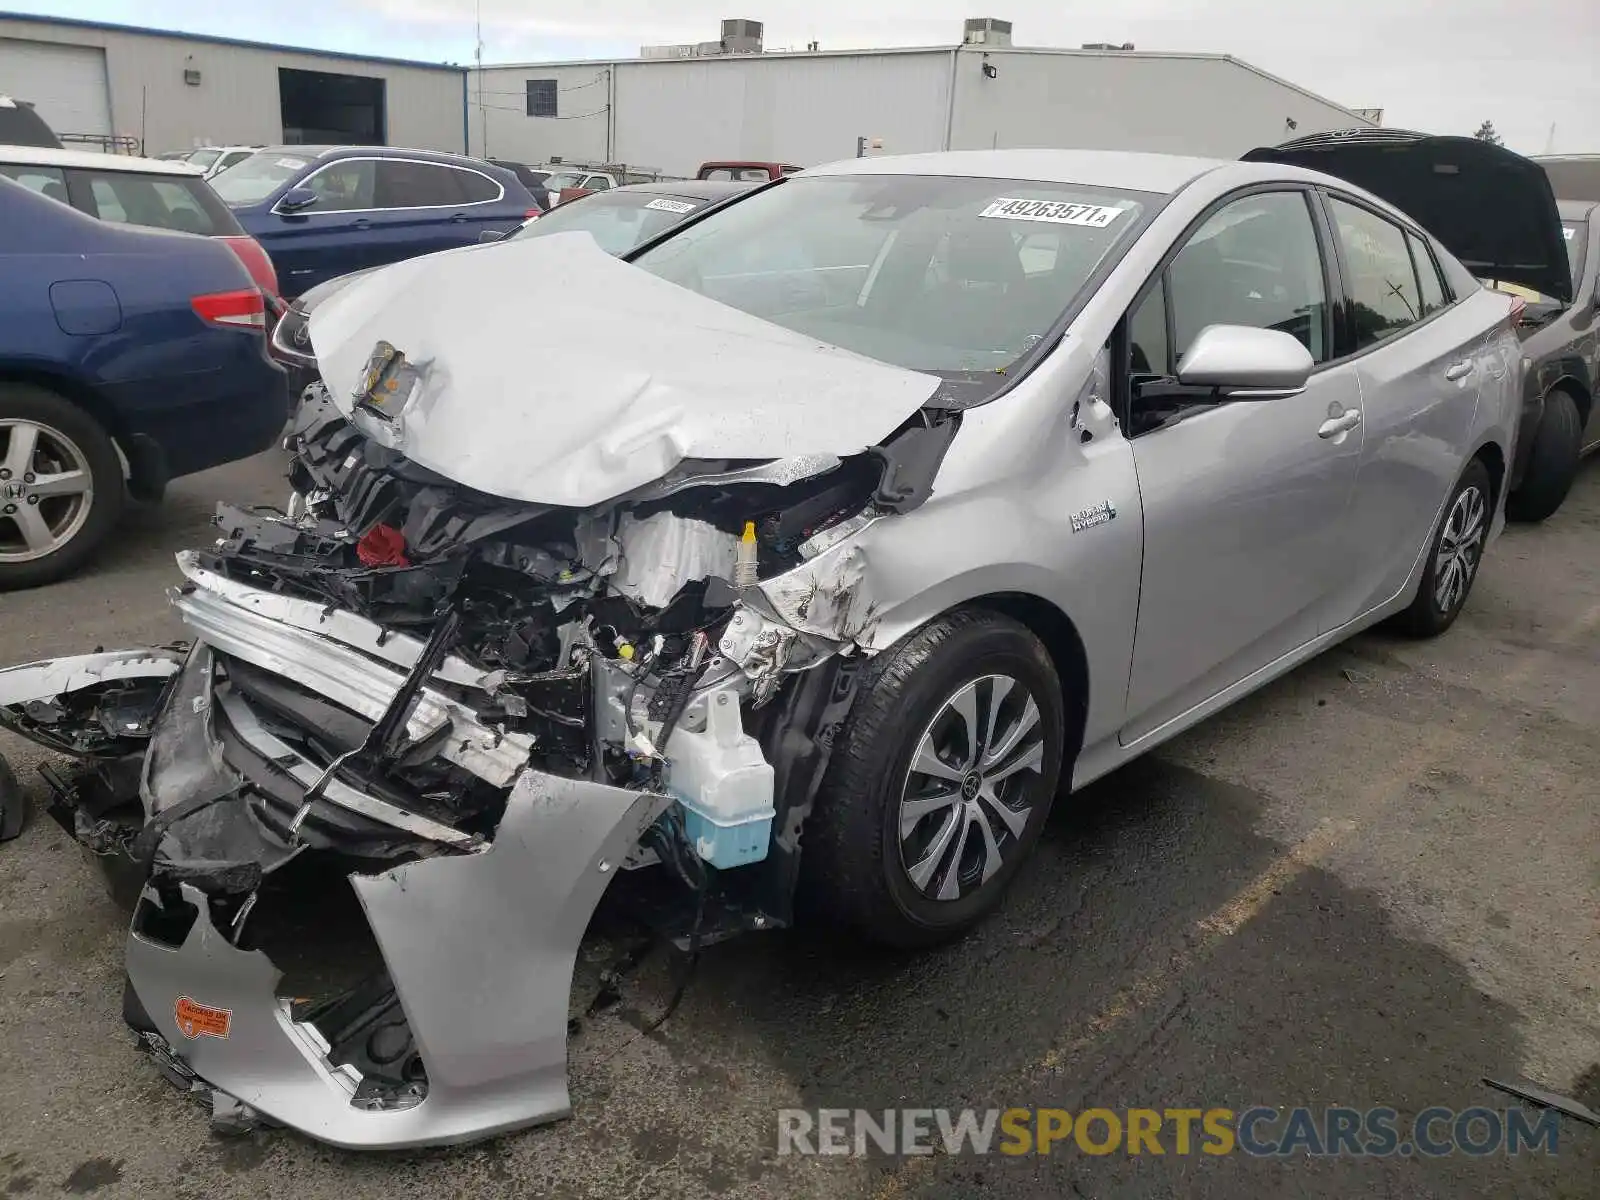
[210,146,539,296]
[0,177,286,591]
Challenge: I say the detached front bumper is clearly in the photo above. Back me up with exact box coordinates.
[126,773,668,1149]
[0,560,677,1149]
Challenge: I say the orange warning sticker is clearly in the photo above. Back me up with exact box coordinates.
[174,996,232,1040]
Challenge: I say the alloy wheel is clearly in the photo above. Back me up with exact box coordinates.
[897,674,1047,902]
[0,419,96,564]
[1433,484,1486,615]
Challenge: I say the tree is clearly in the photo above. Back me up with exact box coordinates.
[1473,120,1503,146]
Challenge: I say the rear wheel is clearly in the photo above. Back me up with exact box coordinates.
[1506,388,1582,523]
[1394,458,1491,638]
[0,385,124,592]
[802,609,1066,947]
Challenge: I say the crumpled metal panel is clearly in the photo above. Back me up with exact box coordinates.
[125,772,672,1149]
[307,232,941,508]
[170,580,533,787]
[0,647,185,707]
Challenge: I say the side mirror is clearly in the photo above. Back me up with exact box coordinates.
[478,229,506,243]
[1176,325,1314,398]
[276,186,319,214]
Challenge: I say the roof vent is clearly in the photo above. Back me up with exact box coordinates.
[720,18,765,54]
[963,18,1013,47]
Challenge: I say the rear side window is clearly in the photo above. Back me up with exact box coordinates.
[453,168,501,204]
[0,163,68,203]
[1328,197,1423,349]
[374,160,470,208]
[1407,231,1448,316]
[584,175,612,192]
[78,171,243,235]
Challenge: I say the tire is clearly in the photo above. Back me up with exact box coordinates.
[1506,389,1582,523]
[801,608,1066,948]
[1394,458,1492,639]
[0,384,125,592]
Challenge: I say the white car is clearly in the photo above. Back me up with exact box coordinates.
[183,145,264,179]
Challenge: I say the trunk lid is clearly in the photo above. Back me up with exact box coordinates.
[1243,129,1573,305]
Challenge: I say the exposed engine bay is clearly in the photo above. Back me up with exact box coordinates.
[0,381,957,1149]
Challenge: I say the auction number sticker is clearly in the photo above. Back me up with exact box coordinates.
[276,157,309,170]
[644,197,697,214]
[1564,227,1575,240]
[979,198,1125,227]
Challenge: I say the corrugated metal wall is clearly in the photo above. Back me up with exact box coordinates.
[476,51,954,175]
[948,50,1372,159]
[0,16,465,155]
[477,47,1369,177]
[613,52,952,175]
[474,62,612,167]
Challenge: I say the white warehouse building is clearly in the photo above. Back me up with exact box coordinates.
[1,13,1376,172]
[0,13,466,155]
[472,18,1378,176]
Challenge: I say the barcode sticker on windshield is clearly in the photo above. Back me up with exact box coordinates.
[979,198,1125,227]
[644,197,696,214]
[276,157,308,170]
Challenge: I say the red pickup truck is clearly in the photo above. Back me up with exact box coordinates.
[695,161,804,181]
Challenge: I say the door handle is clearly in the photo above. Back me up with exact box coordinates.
[352,218,371,230]
[449,213,468,223]
[1317,410,1362,439]
[1444,360,1474,381]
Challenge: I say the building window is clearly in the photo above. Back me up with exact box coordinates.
[526,80,558,118]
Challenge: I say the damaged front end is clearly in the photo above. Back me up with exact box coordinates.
[0,377,954,1148]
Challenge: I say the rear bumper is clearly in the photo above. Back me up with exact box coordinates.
[110,346,288,480]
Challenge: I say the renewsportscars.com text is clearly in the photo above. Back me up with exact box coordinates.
[776,1106,1562,1158]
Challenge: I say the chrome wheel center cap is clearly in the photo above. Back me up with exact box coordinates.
[0,481,24,503]
[960,772,982,801]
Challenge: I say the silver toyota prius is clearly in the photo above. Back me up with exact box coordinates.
[0,141,1563,1148]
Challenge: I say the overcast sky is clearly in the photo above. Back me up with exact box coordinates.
[8,0,1598,153]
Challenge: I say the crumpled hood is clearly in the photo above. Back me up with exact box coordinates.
[308,233,941,507]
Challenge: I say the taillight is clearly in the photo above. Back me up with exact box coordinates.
[193,289,267,330]
[219,235,280,300]
[524,208,541,219]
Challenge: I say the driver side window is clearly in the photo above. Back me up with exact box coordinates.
[1143,190,1330,372]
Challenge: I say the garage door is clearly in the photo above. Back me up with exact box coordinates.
[0,39,112,140]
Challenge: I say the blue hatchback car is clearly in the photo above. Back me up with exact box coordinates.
[0,177,286,591]
[209,146,539,296]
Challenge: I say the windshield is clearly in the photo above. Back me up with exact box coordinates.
[510,191,708,255]
[210,151,315,206]
[185,149,220,170]
[630,174,1152,384]
[544,171,586,192]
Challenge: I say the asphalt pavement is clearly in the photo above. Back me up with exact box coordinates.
[1,449,1597,1199]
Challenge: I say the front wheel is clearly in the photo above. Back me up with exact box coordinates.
[1394,458,1492,638]
[802,609,1066,947]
